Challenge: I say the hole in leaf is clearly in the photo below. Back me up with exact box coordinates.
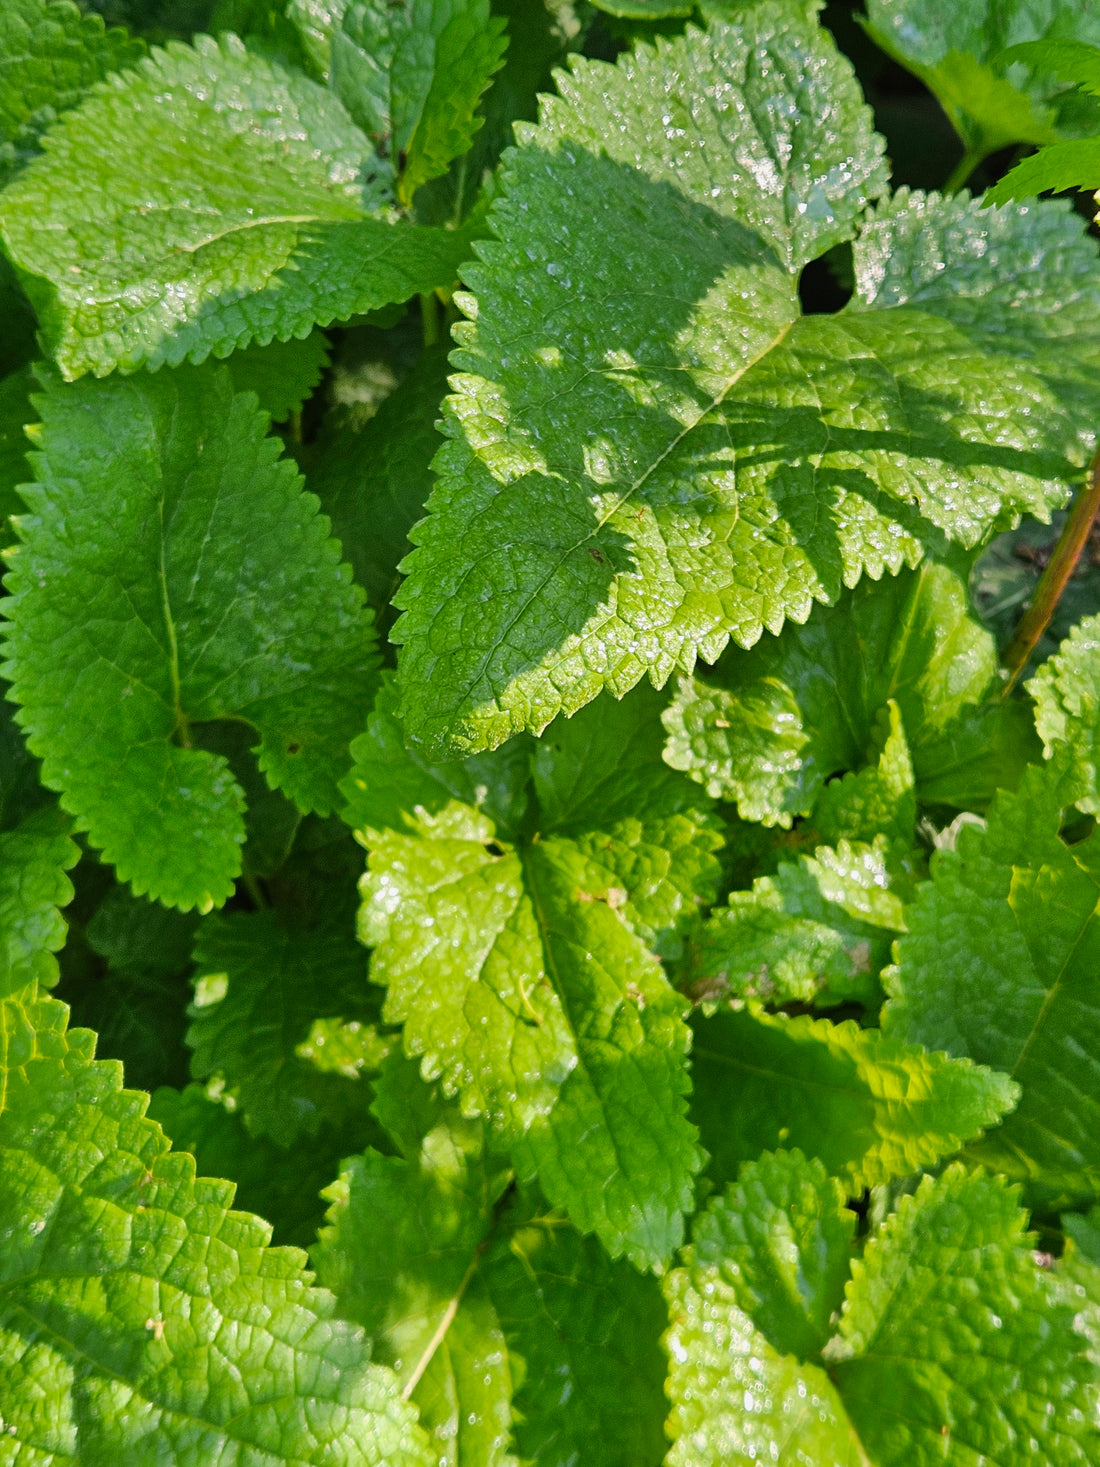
[798,243,853,315]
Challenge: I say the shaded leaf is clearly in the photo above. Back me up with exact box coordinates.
[484,1203,669,1467]
[0,34,476,377]
[353,684,719,1268]
[187,906,386,1145]
[315,1052,514,1467]
[0,0,144,181]
[691,1006,1018,1191]
[149,1078,388,1248]
[1,364,379,910]
[886,762,1100,1208]
[862,0,1100,161]
[664,561,1038,824]
[332,0,508,205]
[308,345,449,631]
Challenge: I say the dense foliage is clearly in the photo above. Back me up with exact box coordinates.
[3,0,1100,1461]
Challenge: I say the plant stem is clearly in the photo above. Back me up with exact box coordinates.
[943,148,984,195]
[420,290,441,347]
[242,872,268,909]
[1002,449,1100,692]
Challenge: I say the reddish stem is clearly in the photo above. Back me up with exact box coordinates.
[1002,449,1100,693]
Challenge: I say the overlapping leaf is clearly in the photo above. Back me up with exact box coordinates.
[483,1201,670,1467]
[690,1006,1017,1192]
[664,1153,1097,1466]
[412,0,587,227]
[1030,610,1100,813]
[984,39,1100,204]
[0,363,379,911]
[331,0,508,205]
[286,0,350,77]
[149,1078,386,1248]
[0,0,144,182]
[315,1054,515,1467]
[394,3,1100,758]
[349,679,719,1268]
[664,561,1037,824]
[861,0,1100,167]
[61,882,196,1092]
[316,1052,670,1467]
[680,702,919,1009]
[0,985,433,1466]
[0,696,77,1001]
[0,33,477,377]
[308,345,450,630]
[0,364,32,524]
[187,907,387,1145]
[832,1168,1095,1465]
[685,836,908,1010]
[224,332,331,422]
[886,762,1100,1208]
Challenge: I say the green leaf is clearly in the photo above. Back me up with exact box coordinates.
[832,1167,1096,1466]
[395,45,1099,758]
[861,0,1100,161]
[1000,37,1100,96]
[0,365,34,525]
[0,986,433,1466]
[332,0,508,205]
[192,719,303,879]
[0,0,145,181]
[886,762,1100,1208]
[149,1078,387,1248]
[483,1204,669,1467]
[412,0,586,228]
[854,189,1100,436]
[0,255,37,378]
[0,805,78,999]
[690,1149,856,1359]
[812,701,917,849]
[664,561,1038,824]
[286,0,350,77]
[394,4,894,755]
[354,684,719,1268]
[0,33,476,378]
[308,345,449,630]
[223,331,331,422]
[315,1053,514,1467]
[0,693,78,1002]
[61,877,196,1093]
[1030,611,1100,814]
[691,1006,1019,1191]
[588,0,690,17]
[0,364,379,912]
[341,671,533,836]
[685,836,910,1009]
[986,138,1100,206]
[664,1157,1098,1466]
[86,883,199,975]
[187,907,386,1145]
[663,1154,865,1467]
